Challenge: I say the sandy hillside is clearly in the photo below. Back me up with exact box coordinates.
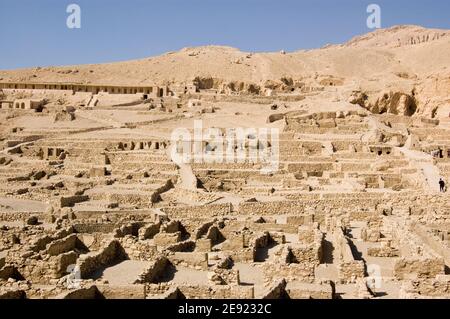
[1,25,449,117]
[0,25,448,84]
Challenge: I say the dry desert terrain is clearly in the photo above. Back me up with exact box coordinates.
[0,25,450,299]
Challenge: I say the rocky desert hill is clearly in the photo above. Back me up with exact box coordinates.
[1,25,449,118]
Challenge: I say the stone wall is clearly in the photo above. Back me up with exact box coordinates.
[222,234,245,251]
[262,262,315,283]
[193,220,216,239]
[138,222,161,240]
[45,234,80,256]
[335,228,366,283]
[195,238,212,252]
[60,195,89,208]
[3,251,77,283]
[394,257,445,279]
[57,285,102,299]
[163,203,232,219]
[118,237,158,261]
[400,275,450,298]
[154,232,181,246]
[286,282,334,299]
[261,279,288,299]
[72,223,117,234]
[178,285,254,299]
[168,252,208,270]
[0,289,26,299]
[97,284,145,299]
[77,240,127,279]
[30,227,74,252]
[209,268,240,285]
[229,248,255,263]
[0,265,20,280]
[135,256,170,284]
[367,246,399,257]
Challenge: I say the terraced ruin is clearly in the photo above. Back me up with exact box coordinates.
[0,25,450,299]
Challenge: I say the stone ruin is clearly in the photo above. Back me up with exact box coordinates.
[0,74,450,300]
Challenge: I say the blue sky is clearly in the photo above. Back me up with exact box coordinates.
[0,0,449,70]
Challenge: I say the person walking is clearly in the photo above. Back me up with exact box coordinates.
[439,178,446,192]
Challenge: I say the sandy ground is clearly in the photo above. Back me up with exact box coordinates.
[0,197,49,212]
[234,263,265,298]
[165,266,209,286]
[91,260,151,285]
